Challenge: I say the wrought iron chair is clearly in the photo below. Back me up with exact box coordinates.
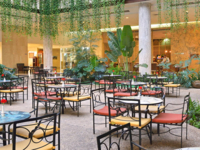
[0,77,24,105]
[92,88,127,134]
[114,80,137,97]
[97,123,146,150]
[164,73,181,97]
[4,113,57,150]
[31,78,60,112]
[63,81,92,116]
[108,97,152,147]
[152,93,190,148]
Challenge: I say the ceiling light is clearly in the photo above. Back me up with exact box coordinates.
[186,11,189,13]
[126,17,129,19]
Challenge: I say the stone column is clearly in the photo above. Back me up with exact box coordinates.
[139,2,151,75]
[43,36,52,69]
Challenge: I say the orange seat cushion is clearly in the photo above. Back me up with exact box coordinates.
[93,106,126,116]
[152,113,187,124]
[105,89,127,93]
[114,92,137,97]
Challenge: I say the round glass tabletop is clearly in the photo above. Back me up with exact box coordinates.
[120,96,163,105]
[0,111,31,125]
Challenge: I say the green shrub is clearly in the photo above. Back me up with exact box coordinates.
[188,98,200,129]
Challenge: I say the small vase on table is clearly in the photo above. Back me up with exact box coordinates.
[1,99,7,117]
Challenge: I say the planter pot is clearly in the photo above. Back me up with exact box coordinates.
[192,80,200,88]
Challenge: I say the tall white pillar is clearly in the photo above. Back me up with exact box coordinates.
[43,36,52,69]
[139,2,151,75]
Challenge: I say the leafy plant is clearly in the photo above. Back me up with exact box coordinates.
[68,31,107,80]
[0,64,16,80]
[158,55,200,88]
[106,62,122,75]
[188,98,200,129]
[105,25,143,71]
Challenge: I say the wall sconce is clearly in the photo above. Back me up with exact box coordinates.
[165,50,168,53]
[169,50,171,53]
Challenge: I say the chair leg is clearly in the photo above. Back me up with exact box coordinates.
[139,129,142,146]
[181,125,183,148]
[23,92,24,103]
[58,131,60,150]
[186,121,188,140]
[157,123,160,136]
[150,122,152,144]
[105,116,107,127]
[90,99,91,113]
[93,113,95,134]
[77,102,79,117]
[27,89,28,100]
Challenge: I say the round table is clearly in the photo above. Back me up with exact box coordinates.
[0,111,31,145]
[0,111,31,125]
[119,96,163,105]
[47,84,77,114]
[0,80,16,83]
[47,84,77,88]
[103,75,121,77]
[46,76,65,79]
[147,76,167,79]
[48,72,63,76]
[122,81,147,86]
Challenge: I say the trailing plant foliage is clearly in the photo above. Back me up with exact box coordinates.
[188,98,200,129]
[0,0,125,38]
[156,0,200,29]
[68,31,107,80]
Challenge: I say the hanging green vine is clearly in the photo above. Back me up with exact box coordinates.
[157,0,200,29]
[0,0,125,38]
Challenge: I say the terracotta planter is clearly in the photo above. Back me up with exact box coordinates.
[192,80,200,88]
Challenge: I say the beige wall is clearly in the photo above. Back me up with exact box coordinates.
[2,32,28,68]
[171,25,200,71]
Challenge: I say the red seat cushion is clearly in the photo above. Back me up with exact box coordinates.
[17,86,28,90]
[152,113,187,124]
[93,106,126,116]
[34,96,61,101]
[116,80,129,84]
[114,92,137,97]
[38,81,55,84]
[95,80,104,83]
[105,89,127,93]
[99,81,113,85]
[34,72,39,74]
[142,90,162,95]
[34,91,56,96]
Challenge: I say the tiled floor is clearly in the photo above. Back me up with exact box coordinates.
[1,75,200,150]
